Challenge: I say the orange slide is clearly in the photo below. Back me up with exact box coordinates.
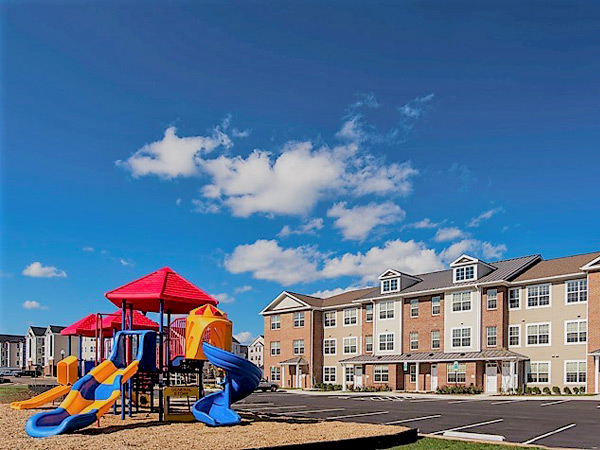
[11,355,78,410]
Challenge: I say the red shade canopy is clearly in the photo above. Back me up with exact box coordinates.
[61,313,112,337]
[105,267,218,314]
[102,310,159,331]
[62,310,160,337]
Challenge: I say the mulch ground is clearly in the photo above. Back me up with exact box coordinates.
[1,403,409,450]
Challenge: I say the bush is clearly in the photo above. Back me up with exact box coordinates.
[552,386,561,395]
[436,385,483,395]
[563,386,572,395]
[579,386,586,394]
[516,387,523,395]
[573,387,580,394]
[525,387,533,395]
[543,387,551,395]
[533,386,541,395]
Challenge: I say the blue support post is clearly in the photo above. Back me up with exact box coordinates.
[128,304,133,417]
[78,335,82,376]
[158,299,164,422]
[121,300,126,420]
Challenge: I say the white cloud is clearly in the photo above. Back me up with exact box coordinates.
[327,202,405,241]
[434,227,465,242]
[349,160,418,197]
[234,331,254,344]
[82,247,94,252]
[310,286,365,298]
[22,300,48,310]
[399,93,435,119]
[234,285,252,294]
[176,198,182,206]
[278,218,324,238]
[22,262,67,278]
[441,239,507,263]
[116,126,231,179]
[336,116,365,142]
[468,207,504,228]
[349,92,380,110]
[213,293,235,304]
[0,270,12,278]
[119,258,135,267]
[408,218,440,229]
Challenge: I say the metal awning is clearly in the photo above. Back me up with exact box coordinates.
[340,349,528,364]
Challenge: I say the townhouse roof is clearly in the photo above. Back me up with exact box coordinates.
[279,357,309,365]
[513,251,600,282]
[286,292,323,307]
[340,349,528,364]
[47,325,66,334]
[28,326,46,336]
[0,334,25,343]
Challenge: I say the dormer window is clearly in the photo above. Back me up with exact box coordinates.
[382,278,399,293]
[454,266,475,282]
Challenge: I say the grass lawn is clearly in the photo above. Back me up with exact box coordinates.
[0,384,30,403]
[392,437,540,449]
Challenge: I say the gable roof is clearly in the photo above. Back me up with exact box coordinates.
[48,325,66,334]
[28,326,46,336]
[0,334,24,343]
[322,287,378,306]
[513,251,600,282]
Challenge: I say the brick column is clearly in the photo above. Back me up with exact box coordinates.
[587,271,600,393]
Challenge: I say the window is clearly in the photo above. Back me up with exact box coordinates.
[565,320,587,344]
[410,299,419,318]
[432,296,441,315]
[527,284,550,308]
[323,366,336,383]
[343,337,357,354]
[409,332,419,350]
[345,366,355,383]
[323,338,336,355]
[509,325,520,347]
[382,278,399,293]
[447,363,466,383]
[528,362,550,383]
[270,366,281,381]
[565,361,586,383]
[431,330,440,349]
[293,339,304,355]
[451,328,471,348]
[343,308,358,326]
[487,326,497,347]
[487,289,498,310]
[455,266,475,282]
[365,303,373,322]
[452,292,471,312]
[409,364,417,383]
[324,311,336,328]
[270,341,280,356]
[509,288,520,309]
[271,315,281,330]
[379,301,395,319]
[374,365,389,382]
[365,335,373,352]
[379,333,394,351]
[527,323,550,346]
[293,312,305,328]
[566,279,587,304]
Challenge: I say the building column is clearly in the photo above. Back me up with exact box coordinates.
[342,364,347,391]
[595,356,599,394]
[415,362,420,392]
[296,364,301,388]
[281,365,285,387]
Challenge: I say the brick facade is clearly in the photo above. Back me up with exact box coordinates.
[481,286,508,349]
[402,295,444,353]
[587,271,600,393]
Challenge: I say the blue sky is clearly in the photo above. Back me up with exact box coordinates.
[2,2,599,342]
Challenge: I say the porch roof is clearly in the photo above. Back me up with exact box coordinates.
[279,357,309,365]
[340,349,528,364]
[589,348,600,355]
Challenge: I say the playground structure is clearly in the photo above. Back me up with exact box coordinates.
[16,266,262,438]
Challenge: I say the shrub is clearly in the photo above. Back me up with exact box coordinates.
[579,386,586,394]
[525,387,533,395]
[543,387,551,395]
[573,387,580,394]
[516,387,523,395]
[533,386,541,395]
[552,386,561,395]
[563,386,572,395]
[435,385,483,395]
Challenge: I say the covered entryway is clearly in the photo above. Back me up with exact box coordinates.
[486,362,498,393]
[431,364,438,391]
[279,357,309,388]
[354,365,364,389]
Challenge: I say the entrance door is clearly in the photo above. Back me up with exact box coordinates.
[354,365,363,389]
[501,362,513,392]
[485,363,498,393]
[431,364,438,391]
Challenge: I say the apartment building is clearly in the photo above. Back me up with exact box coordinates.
[25,326,46,369]
[248,335,264,370]
[261,250,600,393]
[0,334,25,369]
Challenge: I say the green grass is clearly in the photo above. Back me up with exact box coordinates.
[0,385,29,403]
[391,437,540,449]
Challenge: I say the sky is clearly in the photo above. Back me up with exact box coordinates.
[1,1,599,343]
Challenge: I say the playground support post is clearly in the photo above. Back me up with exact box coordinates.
[158,299,164,422]
[68,336,71,356]
[121,300,126,420]
[128,304,133,417]
[78,335,82,376]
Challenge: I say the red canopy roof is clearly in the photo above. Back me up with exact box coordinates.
[62,310,160,337]
[105,267,218,314]
[102,310,159,331]
[61,313,112,337]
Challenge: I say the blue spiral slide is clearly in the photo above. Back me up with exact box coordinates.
[192,342,262,426]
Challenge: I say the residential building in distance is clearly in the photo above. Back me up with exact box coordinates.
[248,335,264,371]
[231,336,248,359]
[0,334,25,369]
[261,250,600,393]
[25,326,47,370]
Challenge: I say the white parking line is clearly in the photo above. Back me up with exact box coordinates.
[276,408,345,415]
[410,398,441,403]
[448,399,479,404]
[540,399,570,407]
[326,411,389,420]
[490,399,525,405]
[236,402,275,406]
[522,423,576,444]
[239,405,307,411]
[430,418,504,435]
[385,414,442,425]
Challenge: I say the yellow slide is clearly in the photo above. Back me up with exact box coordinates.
[11,355,78,410]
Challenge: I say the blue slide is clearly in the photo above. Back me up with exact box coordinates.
[192,342,262,426]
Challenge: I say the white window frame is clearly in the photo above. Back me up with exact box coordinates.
[431,296,441,316]
[409,364,417,383]
[508,288,521,310]
[409,331,418,351]
[527,361,551,384]
[365,303,373,322]
[324,311,337,328]
[343,337,358,355]
[487,289,498,310]
[374,365,389,383]
[526,322,551,347]
[343,308,358,326]
[452,291,472,312]
[410,299,419,318]
[365,335,373,353]
[381,278,400,293]
[293,312,305,328]
[508,324,520,347]
[454,265,475,282]
[431,330,440,349]
[486,326,497,347]
[270,315,281,330]
[379,301,395,320]
[566,279,587,305]
[565,320,587,345]
[270,366,281,381]
[378,333,395,352]
[451,327,472,349]
[345,365,355,383]
[323,338,337,355]
[270,341,281,356]
[447,363,467,383]
[526,284,551,309]
[293,339,305,355]
[323,366,336,383]
[564,360,587,384]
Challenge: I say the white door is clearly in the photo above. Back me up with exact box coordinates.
[431,364,438,391]
[501,362,513,391]
[354,365,363,389]
[486,363,498,393]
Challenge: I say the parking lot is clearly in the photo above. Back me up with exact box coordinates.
[236,391,600,449]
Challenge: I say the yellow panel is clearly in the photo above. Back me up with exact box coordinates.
[57,355,78,385]
[185,305,232,360]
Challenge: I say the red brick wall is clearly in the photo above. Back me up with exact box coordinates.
[311,310,323,386]
[481,286,508,349]
[362,303,374,354]
[402,295,444,352]
[587,271,600,392]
